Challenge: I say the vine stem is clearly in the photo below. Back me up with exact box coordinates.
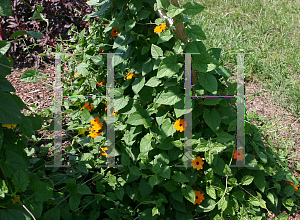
[238,184,271,215]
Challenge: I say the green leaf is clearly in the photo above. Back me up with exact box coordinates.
[0,55,11,76]
[141,46,150,55]
[218,196,228,211]
[125,20,136,32]
[12,170,30,192]
[104,208,120,220]
[0,41,11,57]
[90,55,104,65]
[182,1,205,15]
[151,44,164,58]
[157,29,173,44]
[174,98,193,118]
[166,4,184,18]
[142,58,155,75]
[139,178,153,197]
[0,209,31,220]
[266,191,277,206]
[185,24,206,41]
[77,184,91,194]
[140,133,153,154]
[202,98,221,106]
[277,213,289,220]
[227,119,237,132]
[136,9,152,20]
[0,74,15,92]
[156,87,183,105]
[9,30,29,38]
[198,72,218,93]
[132,76,145,95]
[76,62,89,77]
[155,18,164,26]
[126,109,151,126]
[171,171,189,183]
[145,77,161,87]
[172,199,186,213]
[163,180,178,192]
[160,118,176,139]
[211,156,227,177]
[148,175,162,188]
[253,172,266,193]
[283,184,295,197]
[181,185,195,204]
[0,127,3,150]
[5,150,28,170]
[41,207,60,220]
[232,191,245,201]
[158,164,171,179]
[216,132,234,143]
[217,66,234,79]
[203,108,220,133]
[32,181,53,202]
[115,186,124,200]
[113,31,135,49]
[206,185,216,199]
[0,0,12,16]
[28,31,43,39]
[114,95,129,112]
[19,115,33,137]
[241,175,254,186]
[69,193,82,211]
[23,200,43,219]
[157,56,183,78]
[7,56,13,66]
[173,39,185,54]
[20,68,39,82]
[130,166,142,176]
[258,152,268,164]
[171,189,183,202]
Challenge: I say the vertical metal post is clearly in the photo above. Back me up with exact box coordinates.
[46,53,70,168]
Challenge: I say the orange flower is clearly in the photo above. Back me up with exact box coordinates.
[90,123,103,133]
[154,23,166,34]
[174,118,187,132]
[99,48,104,53]
[88,131,102,138]
[191,156,204,170]
[194,190,205,205]
[90,117,100,125]
[80,102,90,110]
[111,27,119,37]
[96,79,105,86]
[104,106,118,115]
[125,72,135,79]
[100,147,108,156]
[253,155,256,158]
[86,103,94,112]
[285,181,299,191]
[233,149,245,161]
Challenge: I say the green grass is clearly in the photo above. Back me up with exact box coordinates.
[178,0,300,118]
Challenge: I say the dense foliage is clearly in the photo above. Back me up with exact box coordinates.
[0,0,299,219]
